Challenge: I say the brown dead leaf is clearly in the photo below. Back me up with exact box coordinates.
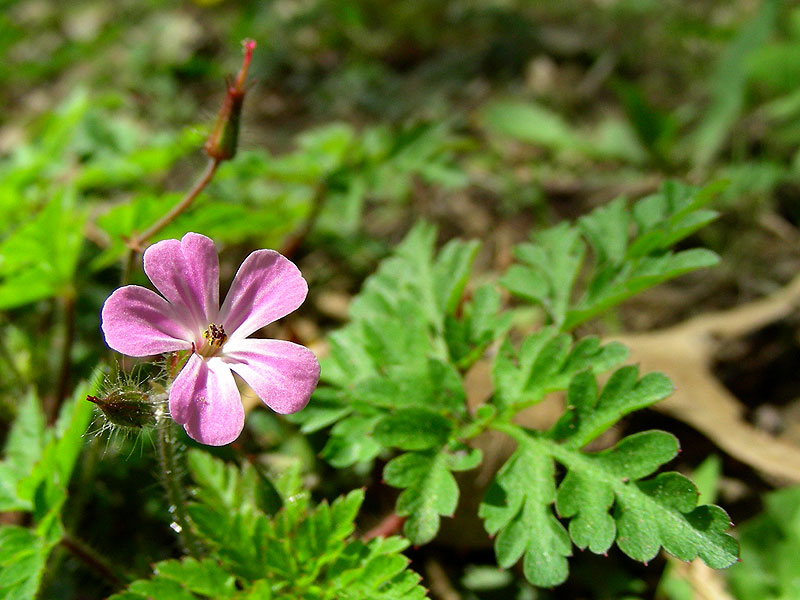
[613,272,800,484]
[667,558,736,600]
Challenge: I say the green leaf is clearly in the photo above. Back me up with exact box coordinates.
[0,375,99,600]
[445,284,512,368]
[482,427,738,587]
[728,486,800,600]
[298,223,480,478]
[479,440,571,587]
[468,285,510,340]
[238,580,273,599]
[126,578,199,600]
[330,489,365,541]
[319,222,473,389]
[616,473,738,567]
[614,80,678,162]
[16,376,98,515]
[384,450,459,545]
[579,196,630,264]
[555,431,679,554]
[481,101,587,154]
[482,99,647,162]
[187,450,281,518]
[0,192,86,309]
[547,432,737,568]
[312,356,467,468]
[492,328,628,409]
[692,455,723,505]
[550,367,674,448]
[0,526,52,600]
[124,451,426,599]
[290,388,353,434]
[154,558,236,598]
[503,181,724,331]
[691,0,779,167]
[461,565,514,592]
[565,250,719,330]
[373,408,453,450]
[446,446,483,472]
[500,223,584,327]
[432,238,481,316]
[321,414,384,468]
[0,391,46,511]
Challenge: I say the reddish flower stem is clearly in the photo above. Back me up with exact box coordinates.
[122,157,219,284]
[279,180,328,259]
[120,37,256,284]
[362,513,406,541]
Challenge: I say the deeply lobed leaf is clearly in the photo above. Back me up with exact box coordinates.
[502,180,724,331]
[0,376,100,600]
[549,366,674,448]
[480,427,738,588]
[478,440,571,587]
[492,327,629,410]
[384,449,463,545]
[115,453,428,599]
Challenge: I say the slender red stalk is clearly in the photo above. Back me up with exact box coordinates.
[362,513,406,541]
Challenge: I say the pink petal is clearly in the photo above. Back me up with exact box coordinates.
[223,338,320,414]
[101,286,192,356]
[143,233,219,331]
[218,250,308,339]
[169,354,244,446]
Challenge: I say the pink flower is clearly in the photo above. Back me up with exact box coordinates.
[101,233,320,446]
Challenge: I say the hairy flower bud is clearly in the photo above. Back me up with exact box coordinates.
[204,39,256,161]
[87,388,162,429]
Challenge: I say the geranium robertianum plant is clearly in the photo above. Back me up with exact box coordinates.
[0,187,740,598]
[289,180,739,588]
[0,39,741,600]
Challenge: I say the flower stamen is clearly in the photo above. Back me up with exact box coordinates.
[199,323,227,357]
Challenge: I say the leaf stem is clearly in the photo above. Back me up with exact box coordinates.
[279,180,328,259]
[60,533,129,589]
[490,420,529,443]
[0,318,25,388]
[155,410,203,558]
[122,157,220,284]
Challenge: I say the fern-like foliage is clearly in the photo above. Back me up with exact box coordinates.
[111,451,427,600]
[291,223,509,543]
[501,180,723,330]
[480,364,737,587]
[0,377,99,600]
[492,326,629,410]
[293,181,739,587]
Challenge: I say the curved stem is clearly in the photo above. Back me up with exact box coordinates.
[279,180,328,259]
[0,318,24,388]
[156,411,203,558]
[122,158,220,284]
[138,158,220,245]
[60,533,130,588]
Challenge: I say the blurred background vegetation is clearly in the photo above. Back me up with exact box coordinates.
[2,0,800,598]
